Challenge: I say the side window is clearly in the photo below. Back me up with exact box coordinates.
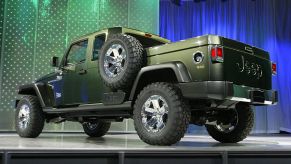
[92,34,106,61]
[66,40,88,65]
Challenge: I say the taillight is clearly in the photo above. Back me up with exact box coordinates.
[272,62,277,75]
[211,46,224,62]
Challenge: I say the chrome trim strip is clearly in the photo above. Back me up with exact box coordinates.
[229,97,251,102]
[264,101,273,105]
[229,97,273,105]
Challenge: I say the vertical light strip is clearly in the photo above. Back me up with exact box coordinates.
[65,0,69,47]
[0,0,3,60]
[127,0,129,28]
[62,0,71,132]
[0,0,8,110]
[98,0,100,28]
[156,0,159,35]
[126,0,129,132]
[32,0,39,82]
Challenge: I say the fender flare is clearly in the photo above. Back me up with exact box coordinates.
[17,83,46,108]
[129,61,192,100]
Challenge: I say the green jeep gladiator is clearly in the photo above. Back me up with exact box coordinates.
[15,27,277,145]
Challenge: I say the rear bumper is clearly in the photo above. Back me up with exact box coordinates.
[179,81,277,105]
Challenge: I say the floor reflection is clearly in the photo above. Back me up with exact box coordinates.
[0,133,289,151]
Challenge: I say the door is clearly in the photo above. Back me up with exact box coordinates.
[61,39,89,105]
[85,34,109,104]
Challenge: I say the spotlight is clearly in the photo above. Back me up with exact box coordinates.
[170,0,182,6]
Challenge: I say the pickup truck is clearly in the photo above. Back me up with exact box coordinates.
[15,27,277,145]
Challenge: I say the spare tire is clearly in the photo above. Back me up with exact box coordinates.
[99,34,145,90]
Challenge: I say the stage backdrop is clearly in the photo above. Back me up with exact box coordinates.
[0,0,159,132]
[160,0,291,133]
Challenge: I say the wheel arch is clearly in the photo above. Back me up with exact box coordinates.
[129,62,192,101]
[16,83,46,108]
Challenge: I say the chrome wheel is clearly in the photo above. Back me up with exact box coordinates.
[104,44,126,78]
[214,110,238,133]
[141,95,169,133]
[85,122,98,130]
[18,104,30,130]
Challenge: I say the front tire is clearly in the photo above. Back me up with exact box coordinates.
[133,82,190,145]
[15,95,45,138]
[83,121,111,137]
[206,103,254,143]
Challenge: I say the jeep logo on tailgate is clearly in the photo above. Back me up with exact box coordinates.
[245,46,253,53]
[236,56,263,79]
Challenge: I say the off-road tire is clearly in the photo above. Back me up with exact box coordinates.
[99,34,145,90]
[83,121,111,137]
[133,82,191,145]
[206,103,254,143]
[15,95,45,138]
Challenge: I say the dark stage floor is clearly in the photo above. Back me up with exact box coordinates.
[1,133,291,164]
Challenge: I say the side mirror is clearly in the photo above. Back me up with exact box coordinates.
[51,56,59,67]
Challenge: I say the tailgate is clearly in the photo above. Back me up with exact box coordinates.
[222,38,272,90]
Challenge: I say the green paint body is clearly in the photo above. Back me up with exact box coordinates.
[32,27,273,107]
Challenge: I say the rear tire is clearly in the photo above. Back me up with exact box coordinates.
[206,103,254,143]
[133,82,190,145]
[15,95,45,138]
[83,121,111,137]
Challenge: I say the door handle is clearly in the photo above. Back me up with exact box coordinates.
[78,69,87,75]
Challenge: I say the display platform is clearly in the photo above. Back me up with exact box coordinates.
[1,132,291,164]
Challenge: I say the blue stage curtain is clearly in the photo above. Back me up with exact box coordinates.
[160,0,291,133]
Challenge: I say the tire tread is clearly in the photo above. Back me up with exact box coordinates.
[206,103,254,143]
[99,34,145,90]
[83,121,111,137]
[15,95,44,138]
[133,82,190,145]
